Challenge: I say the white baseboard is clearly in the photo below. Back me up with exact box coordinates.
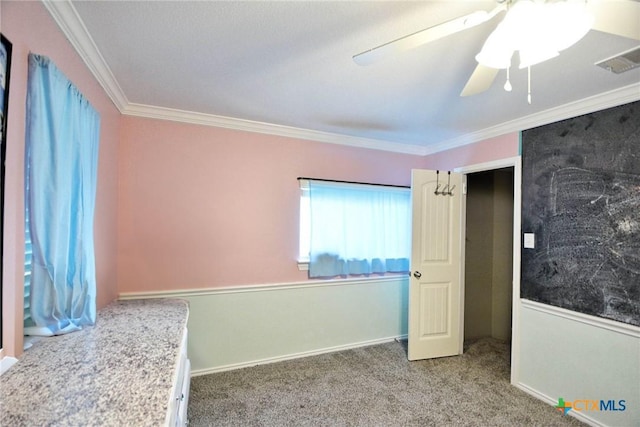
[191,335,407,377]
[514,382,603,427]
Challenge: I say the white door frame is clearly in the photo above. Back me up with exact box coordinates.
[454,156,522,386]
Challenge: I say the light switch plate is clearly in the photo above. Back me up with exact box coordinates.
[523,233,535,249]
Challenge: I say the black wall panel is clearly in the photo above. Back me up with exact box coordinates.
[521,101,640,326]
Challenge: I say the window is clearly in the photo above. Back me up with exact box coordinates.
[24,196,32,326]
[298,182,311,265]
[299,178,411,278]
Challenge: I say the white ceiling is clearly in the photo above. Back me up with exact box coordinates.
[52,1,640,154]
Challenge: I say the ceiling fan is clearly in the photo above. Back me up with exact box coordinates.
[353,0,640,100]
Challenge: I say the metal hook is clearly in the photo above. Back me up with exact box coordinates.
[446,171,457,196]
[438,171,450,196]
[434,170,441,195]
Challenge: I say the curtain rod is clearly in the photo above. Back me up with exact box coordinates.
[297,177,409,189]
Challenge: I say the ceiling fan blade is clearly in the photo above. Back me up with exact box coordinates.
[353,5,506,66]
[590,0,640,41]
[460,64,499,97]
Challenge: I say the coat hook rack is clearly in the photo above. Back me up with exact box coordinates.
[434,171,454,196]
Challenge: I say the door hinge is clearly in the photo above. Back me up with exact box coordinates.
[462,183,467,195]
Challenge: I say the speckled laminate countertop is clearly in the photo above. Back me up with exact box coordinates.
[0,298,189,427]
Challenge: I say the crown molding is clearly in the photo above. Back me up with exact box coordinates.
[123,102,429,155]
[125,84,640,157]
[425,82,640,155]
[44,0,640,157]
[41,0,128,111]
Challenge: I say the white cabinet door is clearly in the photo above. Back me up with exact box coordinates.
[176,358,191,426]
[167,328,190,426]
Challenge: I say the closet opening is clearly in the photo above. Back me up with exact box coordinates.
[464,167,515,360]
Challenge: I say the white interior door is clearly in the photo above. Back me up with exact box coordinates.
[408,169,465,361]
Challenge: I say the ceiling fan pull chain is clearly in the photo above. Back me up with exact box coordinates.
[504,66,512,92]
[527,66,532,104]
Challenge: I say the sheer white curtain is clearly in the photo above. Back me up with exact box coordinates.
[308,180,411,278]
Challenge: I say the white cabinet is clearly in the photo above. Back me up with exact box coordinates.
[168,328,191,426]
[176,357,191,426]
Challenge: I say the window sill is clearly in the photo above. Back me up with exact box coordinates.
[297,259,411,281]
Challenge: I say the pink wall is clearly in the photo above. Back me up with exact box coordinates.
[118,117,429,292]
[423,133,520,170]
[1,1,120,357]
[118,118,519,293]
[0,1,521,357]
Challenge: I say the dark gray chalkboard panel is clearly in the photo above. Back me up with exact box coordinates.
[522,101,640,326]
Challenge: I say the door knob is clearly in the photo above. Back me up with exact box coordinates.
[413,271,422,279]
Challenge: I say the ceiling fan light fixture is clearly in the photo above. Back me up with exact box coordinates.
[477,0,594,70]
[475,47,513,69]
[476,0,540,69]
[547,0,594,52]
[518,45,559,69]
[475,22,513,69]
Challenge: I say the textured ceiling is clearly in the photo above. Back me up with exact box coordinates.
[68,0,640,154]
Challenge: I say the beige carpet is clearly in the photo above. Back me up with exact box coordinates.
[188,338,584,426]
